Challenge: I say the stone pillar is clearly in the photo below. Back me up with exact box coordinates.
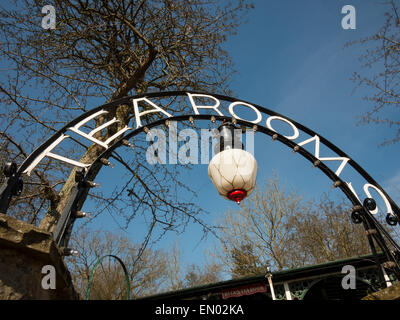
[0,213,78,299]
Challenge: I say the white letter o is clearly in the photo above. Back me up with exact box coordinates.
[228,101,262,124]
[266,116,299,140]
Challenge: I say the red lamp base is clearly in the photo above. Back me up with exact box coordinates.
[227,189,247,204]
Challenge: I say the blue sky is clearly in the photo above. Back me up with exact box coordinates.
[73,1,400,274]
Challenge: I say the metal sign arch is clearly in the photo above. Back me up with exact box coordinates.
[1,91,400,279]
[10,91,396,214]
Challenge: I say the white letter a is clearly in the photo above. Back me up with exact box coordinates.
[42,5,56,30]
[341,5,356,30]
[41,265,56,290]
[341,265,356,290]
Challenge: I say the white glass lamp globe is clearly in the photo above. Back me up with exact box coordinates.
[208,148,257,204]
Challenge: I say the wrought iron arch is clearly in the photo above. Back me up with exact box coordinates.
[85,254,131,300]
[1,91,400,281]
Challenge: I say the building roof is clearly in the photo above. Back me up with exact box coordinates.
[140,253,386,300]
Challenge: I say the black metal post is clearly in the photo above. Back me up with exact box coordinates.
[360,198,400,286]
[53,168,88,249]
[0,162,22,214]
